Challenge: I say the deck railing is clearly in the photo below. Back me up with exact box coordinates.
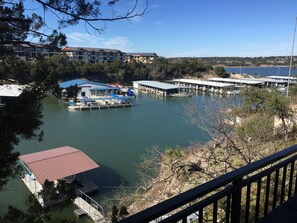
[119,144,297,223]
[77,189,104,213]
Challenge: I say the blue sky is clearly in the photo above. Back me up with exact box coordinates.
[25,0,297,58]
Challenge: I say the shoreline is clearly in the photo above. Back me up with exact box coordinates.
[224,65,292,68]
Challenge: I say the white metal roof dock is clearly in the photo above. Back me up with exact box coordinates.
[171,78,236,94]
[133,80,179,97]
[133,80,179,90]
[0,84,25,97]
[172,79,234,88]
[267,76,297,81]
[208,78,265,85]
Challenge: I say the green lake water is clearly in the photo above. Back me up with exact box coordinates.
[0,92,233,222]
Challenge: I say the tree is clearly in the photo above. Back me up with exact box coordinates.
[240,88,293,135]
[118,90,297,218]
[0,0,148,221]
[214,66,229,78]
[1,0,148,46]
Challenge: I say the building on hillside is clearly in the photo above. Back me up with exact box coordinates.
[62,46,125,63]
[125,53,158,64]
[5,43,61,61]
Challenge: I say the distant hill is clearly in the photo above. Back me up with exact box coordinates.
[167,56,297,67]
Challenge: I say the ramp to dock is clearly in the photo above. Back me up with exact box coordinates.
[74,190,105,222]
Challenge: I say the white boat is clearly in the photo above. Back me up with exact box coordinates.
[170,92,192,98]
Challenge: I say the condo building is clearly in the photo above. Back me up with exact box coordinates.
[62,46,125,63]
[125,53,158,64]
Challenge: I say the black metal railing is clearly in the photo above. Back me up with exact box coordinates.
[119,144,297,223]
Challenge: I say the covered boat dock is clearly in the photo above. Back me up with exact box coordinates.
[172,78,235,94]
[267,75,297,83]
[0,84,26,107]
[208,77,265,87]
[19,146,104,222]
[133,80,179,96]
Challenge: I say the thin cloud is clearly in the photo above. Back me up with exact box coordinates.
[153,21,165,26]
[66,32,134,52]
[171,49,215,57]
[103,36,134,51]
[151,4,160,8]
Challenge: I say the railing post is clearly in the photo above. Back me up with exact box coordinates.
[231,177,242,223]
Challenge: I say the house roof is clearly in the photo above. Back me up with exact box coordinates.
[0,85,25,97]
[62,46,123,53]
[19,146,99,184]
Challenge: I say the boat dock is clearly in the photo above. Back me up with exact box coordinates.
[208,77,265,87]
[68,102,132,110]
[209,77,289,88]
[74,190,105,223]
[172,78,235,94]
[133,80,179,96]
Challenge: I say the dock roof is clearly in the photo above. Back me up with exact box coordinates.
[90,86,118,91]
[0,85,25,97]
[242,78,288,84]
[59,79,109,88]
[208,78,264,85]
[19,146,99,184]
[172,79,234,87]
[267,76,297,80]
[133,81,179,90]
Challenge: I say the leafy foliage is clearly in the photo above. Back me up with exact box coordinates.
[214,66,229,78]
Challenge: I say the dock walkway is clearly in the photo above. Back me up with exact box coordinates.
[68,103,132,111]
[74,197,105,222]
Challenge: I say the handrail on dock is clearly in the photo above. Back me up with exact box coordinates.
[119,144,297,223]
[77,189,104,212]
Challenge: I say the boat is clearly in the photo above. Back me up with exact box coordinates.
[170,92,192,98]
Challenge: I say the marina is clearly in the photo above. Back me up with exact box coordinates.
[2,68,296,222]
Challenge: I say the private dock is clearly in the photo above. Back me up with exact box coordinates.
[19,146,105,222]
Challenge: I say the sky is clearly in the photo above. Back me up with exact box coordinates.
[24,0,297,58]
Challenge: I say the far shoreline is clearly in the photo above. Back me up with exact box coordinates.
[224,65,291,68]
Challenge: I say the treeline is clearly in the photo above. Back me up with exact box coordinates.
[49,56,215,83]
[1,55,216,85]
[169,56,297,67]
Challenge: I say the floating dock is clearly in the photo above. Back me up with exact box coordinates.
[68,103,132,110]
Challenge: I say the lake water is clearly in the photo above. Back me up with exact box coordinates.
[225,66,297,77]
[1,91,234,222]
[0,66,286,221]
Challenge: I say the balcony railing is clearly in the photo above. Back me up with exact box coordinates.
[119,144,297,223]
